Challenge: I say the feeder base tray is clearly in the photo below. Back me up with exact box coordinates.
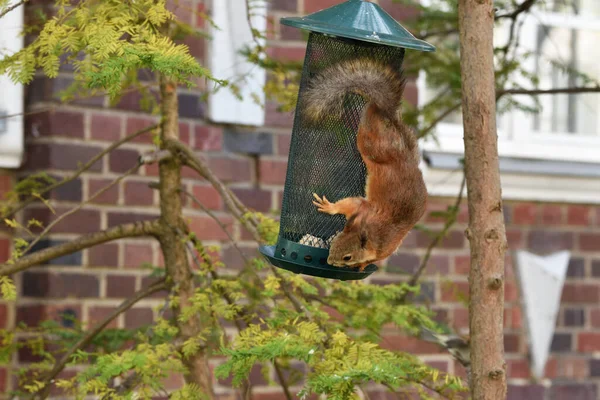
[259,239,377,281]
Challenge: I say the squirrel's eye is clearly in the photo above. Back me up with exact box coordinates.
[343,255,352,261]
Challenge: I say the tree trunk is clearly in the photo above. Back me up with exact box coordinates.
[158,75,214,398]
[457,1,508,399]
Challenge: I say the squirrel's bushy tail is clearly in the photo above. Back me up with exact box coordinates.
[303,58,406,122]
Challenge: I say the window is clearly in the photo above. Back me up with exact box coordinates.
[419,1,600,164]
[418,1,600,202]
[0,3,24,168]
[208,0,267,126]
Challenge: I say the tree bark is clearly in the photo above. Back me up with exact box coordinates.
[457,1,508,399]
[158,75,214,398]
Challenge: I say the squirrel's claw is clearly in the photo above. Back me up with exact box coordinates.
[312,193,336,215]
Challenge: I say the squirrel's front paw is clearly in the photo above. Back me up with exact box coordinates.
[312,193,337,215]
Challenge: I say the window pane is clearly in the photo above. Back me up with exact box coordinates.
[541,0,600,16]
[533,25,600,136]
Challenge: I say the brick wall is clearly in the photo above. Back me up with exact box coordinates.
[1,0,599,399]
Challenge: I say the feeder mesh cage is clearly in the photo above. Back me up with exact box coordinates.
[278,32,405,252]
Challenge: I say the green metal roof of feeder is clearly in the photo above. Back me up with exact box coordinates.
[281,0,435,52]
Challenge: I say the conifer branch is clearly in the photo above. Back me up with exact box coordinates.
[31,279,168,400]
[0,0,28,20]
[2,123,159,219]
[0,220,161,276]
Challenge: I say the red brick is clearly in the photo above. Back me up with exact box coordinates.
[208,156,252,183]
[182,34,205,60]
[22,272,100,298]
[16,303,82,327]
[140,276,170,298]
[403,80,418,106]
[0,367,5,392]
[27,110,84,138]
[378,0,420,21]
[508,359,531,379]
[541,205,563,225]
[124,243,154,268]
[380,334,443,354]
[304,0,342,13]
[0,304,7,329]
[513,203,537,225]
[126,116,158,144]
[179,122,191,145]
[88,179,119,204]
[544,358,558,379]
[568,205,591,226]
[0,174,11,198]
[106,275,136,298]
[556,357,588,379]
[23,207,101,234]
[506,229,524,249]
[504,307,522,329]
[265,101,295,128]
[191,185,221,210]
[505,334,520,353]
[416,230,464,249]
[88,243,119,268]
[124,181,154,206]
[88,306,118,328]
[280,23,302,41]
[231,188,272,212]
[107,212,158,227]
[505,282,519,302]
[276,134,291,155]
[25,143,103,172]
[592,309,600,328]
[0,239,9,263]
[579,233,600,252]
[454,255,470,275]
[578,333,600,352]
[194,125,222,151]
[109,148,140,173]
[91,114,121,141]
[561,283,599,303]
[259,160,287,185]
[189,215,234,241]
[124,307,153,329]
[266,46,306,62]
[167,0,192,25]
[196,2,206,28]
[441,281,469,303]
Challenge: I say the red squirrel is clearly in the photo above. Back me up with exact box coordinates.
[303,58,427,272]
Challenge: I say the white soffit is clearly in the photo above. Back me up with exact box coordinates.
[514,250,570,380]
[0,2,24,168]
[208,0,267,126]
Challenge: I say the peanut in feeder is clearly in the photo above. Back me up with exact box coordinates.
[259,0,435,281]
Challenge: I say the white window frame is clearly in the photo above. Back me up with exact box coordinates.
[207,0,267,127]
[418,5,600,203]
[0,2,24,168]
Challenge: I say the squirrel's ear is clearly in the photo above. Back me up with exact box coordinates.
[359,231,368,249]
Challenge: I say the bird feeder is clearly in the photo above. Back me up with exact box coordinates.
[259,0,435,280]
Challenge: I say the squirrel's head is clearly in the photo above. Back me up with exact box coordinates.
[327,221,375,268]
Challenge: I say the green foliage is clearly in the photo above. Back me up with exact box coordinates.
[216,321,464,399]
[0,0,225,99]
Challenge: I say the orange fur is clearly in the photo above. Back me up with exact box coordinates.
[306,59,427,272]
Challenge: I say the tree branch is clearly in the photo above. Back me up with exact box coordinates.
[2,123,159,219]
[32,279,168,400]
[23,164,141,257]
[407,173,466,288]
[495,0,537,20]
[417,102,462,139]
[0,0,28,20]
[0,220,160,276]
[166,139,262,242]
[498,86,600,97]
